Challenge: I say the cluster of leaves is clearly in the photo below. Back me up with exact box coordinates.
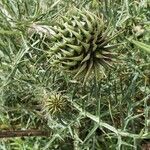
[0,0,149,149]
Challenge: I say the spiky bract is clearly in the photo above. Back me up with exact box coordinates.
[50,9,116,83]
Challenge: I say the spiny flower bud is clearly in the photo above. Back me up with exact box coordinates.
[42,92,67,117]
[49,9,118,83]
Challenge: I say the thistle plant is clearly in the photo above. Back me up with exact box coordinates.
[49,9,117,83]
[0,0,149,149]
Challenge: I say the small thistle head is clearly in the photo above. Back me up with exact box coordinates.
[42,92,67,117]
[49,9,118,83]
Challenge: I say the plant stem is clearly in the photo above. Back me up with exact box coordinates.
[72,94,150,139]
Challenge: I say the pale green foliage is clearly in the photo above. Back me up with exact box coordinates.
[0,0,149,150]
[131,39,150,54]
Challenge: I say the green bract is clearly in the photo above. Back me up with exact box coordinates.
[50,9,116,83]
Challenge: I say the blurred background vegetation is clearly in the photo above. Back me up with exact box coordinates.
[0,0,149,149]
